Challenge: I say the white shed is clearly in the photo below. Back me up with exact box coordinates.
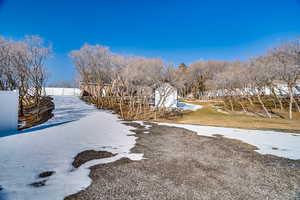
[155,83,178,108]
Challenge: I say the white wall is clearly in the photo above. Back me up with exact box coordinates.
[44,88,81,96]
[155,84,178,108]
[0,90,19,132]
[203,83,300,97]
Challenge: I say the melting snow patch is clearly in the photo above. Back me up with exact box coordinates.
[0,96,143,200]
[157,122,300,160]
[142,122,153,130]
[177,102,203,111]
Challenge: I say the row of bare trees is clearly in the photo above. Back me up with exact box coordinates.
[70,44,176,96]
[173,40,300,119]
[70,39,300,120]
[70,44,182,120]
[0,35,51,115]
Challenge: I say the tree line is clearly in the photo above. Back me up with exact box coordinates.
[70,39,300,120]
[1,35,299,120]
[179,40,300,120]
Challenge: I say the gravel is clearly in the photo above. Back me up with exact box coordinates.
[65,122,300,200]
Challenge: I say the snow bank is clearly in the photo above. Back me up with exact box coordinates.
[0,96,142,200]
[0,90,18,133]
[157,122,300,160]
[177,102,203,111]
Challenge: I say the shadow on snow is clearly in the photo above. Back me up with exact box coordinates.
[0,121,74,138]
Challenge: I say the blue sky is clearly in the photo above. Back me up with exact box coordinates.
[1,0,300,84]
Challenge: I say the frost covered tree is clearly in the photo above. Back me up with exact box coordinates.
[0,35,51,115]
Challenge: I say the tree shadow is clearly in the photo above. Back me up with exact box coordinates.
[0,121,74,138]
[0,189,8,200]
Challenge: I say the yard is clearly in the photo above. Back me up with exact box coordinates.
[1,96,300,200]
[1,2,300,199]
[174,101,300,133]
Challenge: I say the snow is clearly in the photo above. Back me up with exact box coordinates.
[42,96,97,125]
[0,96,143,200]
[177,102,203,111]
[157,122,300,160]
[141,122,153,130]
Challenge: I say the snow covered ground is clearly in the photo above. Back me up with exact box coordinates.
[0,96,143,200]
[177,102,203,111]
[156,122,300,160]
[42,96,97,125]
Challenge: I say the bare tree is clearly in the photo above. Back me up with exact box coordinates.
[0,35,51,115]
[25,36,51,103]
[269,39,300,119]
[70,44,117,85]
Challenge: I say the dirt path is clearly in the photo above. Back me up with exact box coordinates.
[66,122,300,200]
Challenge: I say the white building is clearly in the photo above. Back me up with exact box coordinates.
[155,83,178,108]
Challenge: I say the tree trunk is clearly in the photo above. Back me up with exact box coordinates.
[19,96,24,116]
[229,98,234,111]
[271,88,283,111]
[288,87,293,120]
[257,94,271,118]
[222,100,229,111]
[294,98,300,113]
[247,96,254,106]
[238,101,247,113]
[272,99,277,110]
[119,97,124,118]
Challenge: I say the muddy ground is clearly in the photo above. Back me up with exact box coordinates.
[65,122,300,200]
[72,150,116,168]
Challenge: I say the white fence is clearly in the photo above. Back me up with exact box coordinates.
[0,90,19,132]
[44,87,81,96]
[202,83,300,98]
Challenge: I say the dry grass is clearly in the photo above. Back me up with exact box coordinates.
[173,103,300,133]
[83,96,182,121]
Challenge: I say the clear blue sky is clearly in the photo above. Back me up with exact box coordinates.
[1,0,300,84]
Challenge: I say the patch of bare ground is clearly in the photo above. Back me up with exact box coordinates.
[72,150,117,168]
[65,123,300,200]
[38,171,55,178]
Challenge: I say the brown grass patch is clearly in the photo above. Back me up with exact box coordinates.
[171,104,300,133]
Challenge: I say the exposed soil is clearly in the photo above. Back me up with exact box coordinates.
[65,122,300,200]
[38,171,55,178]
[30,180,47,188]
[72,150,116,168]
